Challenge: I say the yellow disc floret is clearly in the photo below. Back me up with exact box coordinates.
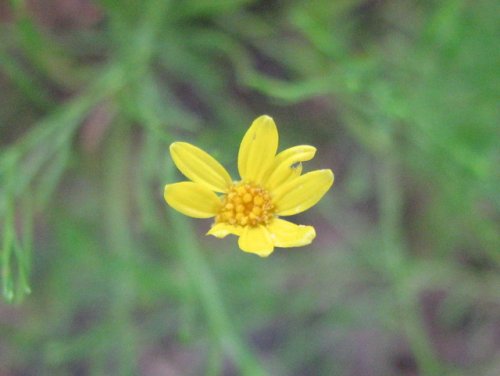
[216,182,275,227]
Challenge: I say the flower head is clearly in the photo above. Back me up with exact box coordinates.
[164,115,334,257]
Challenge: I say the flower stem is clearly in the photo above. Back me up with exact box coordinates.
[169,213,267,376]
[104,125,138,374]
[377,141,444,375]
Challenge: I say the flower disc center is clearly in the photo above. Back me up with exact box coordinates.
[216,182,275,227]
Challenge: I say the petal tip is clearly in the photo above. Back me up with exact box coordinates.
[257,114,273,122]
[170,141,191,152]
[163,184,171,199]
[323,169,334,186]
[207,223,243,238]
[206,226,227,238]
[169,142,179,152]
[253,115,277,131]
[206,227,221,238]
[302,225,317,244]
[308,146,317,157]
[170,141,192,154]
[256,251,273,258]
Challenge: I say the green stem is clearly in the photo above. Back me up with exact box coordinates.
[1,193,14,302]
[377,144,444,375]
[169,213,267,376]
[104,125,137,375]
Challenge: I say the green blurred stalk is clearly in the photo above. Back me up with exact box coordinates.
[103,125,138,375]
[0,65,127,304]
[0,49,54,110]
[377,137,444,375]
[168,213,267,376]
[1,159,32,302]
[1,192,15,302]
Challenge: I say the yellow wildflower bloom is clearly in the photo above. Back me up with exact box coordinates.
[164,115,334,257]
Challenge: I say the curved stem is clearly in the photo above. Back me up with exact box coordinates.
[377,141,444,375]
[168,213,267,376]
[104,125,138,375]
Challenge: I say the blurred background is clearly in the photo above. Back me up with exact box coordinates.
[0,0,499,375]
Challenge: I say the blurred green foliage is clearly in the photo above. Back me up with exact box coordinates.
[0,0,498,375]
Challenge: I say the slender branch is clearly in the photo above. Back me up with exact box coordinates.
[377,138,444,375]
[167,209,267,375]
[104,125,138,374]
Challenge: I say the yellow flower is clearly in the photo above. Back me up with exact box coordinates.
[164,115,334,257]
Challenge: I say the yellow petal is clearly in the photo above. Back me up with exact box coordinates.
[265,145,316,190]
[268,218,316,248]
[206,223,242,238]
[164,182,220,218]
[170,142,232,193]
[273,169,334,216]
[238,115,278,184]
[238,225,274,257]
